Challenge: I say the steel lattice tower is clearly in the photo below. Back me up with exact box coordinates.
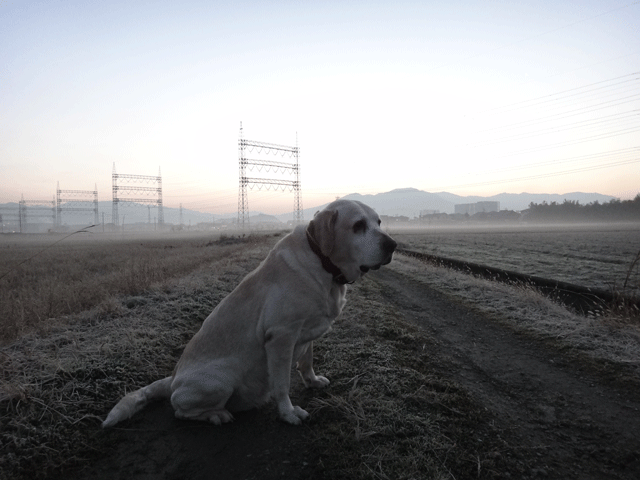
[293,133,302,224]
[0,205,19,232]
[238,123,249,229]
[237,123,303,229]
[112,163,164,227]
[19,195,56,232]
[56,182,99,227]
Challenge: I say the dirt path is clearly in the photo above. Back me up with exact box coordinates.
[72,401,319,480]
[67,262,640,480]
[372,267,640,479]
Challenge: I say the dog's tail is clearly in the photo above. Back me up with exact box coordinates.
[102,376,173,428]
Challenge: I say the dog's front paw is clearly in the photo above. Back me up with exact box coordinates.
[280,405,310,425]
[305,375,330,389]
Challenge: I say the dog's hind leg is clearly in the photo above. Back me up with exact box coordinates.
[170,368,236,425]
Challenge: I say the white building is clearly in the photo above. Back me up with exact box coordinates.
[454,201,500,215]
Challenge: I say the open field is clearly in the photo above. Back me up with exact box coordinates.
[0,229,284,342]
[2,229,640,479]
[390,223,640,294]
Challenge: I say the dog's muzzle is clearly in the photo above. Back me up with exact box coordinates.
[359,236,397,273]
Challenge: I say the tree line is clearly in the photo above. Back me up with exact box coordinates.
[526,195,640,222]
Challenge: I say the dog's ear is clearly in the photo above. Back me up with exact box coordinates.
[308,209,338,257]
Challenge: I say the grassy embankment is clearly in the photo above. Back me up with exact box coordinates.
[0,234,514,480]
[1,231,639,479]
[0,233,279,479]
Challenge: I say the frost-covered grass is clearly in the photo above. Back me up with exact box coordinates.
[0,240,274,480]
[2,232,639,479]
[0,237,515,480]
[307,278,505,479]
[392,224,640,293]
[390,253,640,373]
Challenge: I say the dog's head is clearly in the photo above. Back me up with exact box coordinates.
[307,199,397,283]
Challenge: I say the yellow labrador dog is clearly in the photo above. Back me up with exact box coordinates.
[102,199,396,427]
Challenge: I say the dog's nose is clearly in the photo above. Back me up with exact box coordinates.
[383,236,397,254]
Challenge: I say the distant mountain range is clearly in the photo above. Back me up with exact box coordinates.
[1,189,616,227]
[276,188,616,222]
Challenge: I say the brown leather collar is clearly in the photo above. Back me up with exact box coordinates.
[305,227,351,285]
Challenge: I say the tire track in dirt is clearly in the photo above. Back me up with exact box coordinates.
[371,266,640,479]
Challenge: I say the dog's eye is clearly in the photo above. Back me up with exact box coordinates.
[353,220,366,233]
[377,219,381,226]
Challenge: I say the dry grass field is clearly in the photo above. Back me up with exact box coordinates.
[0,230,280,342]
[2,228,640,479]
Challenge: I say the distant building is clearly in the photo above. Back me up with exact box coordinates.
[476,201,499,213]
[419,209,440,216]
[454,204,472,215]
[380,214,410,224]
[454,201,500,215]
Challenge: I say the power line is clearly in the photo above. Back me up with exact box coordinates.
[473,92,640,136]
[478,147,639,176]
[430,157,640,191]
[477,72,639,119]
[471,110,640,147]
[491,126,640,159]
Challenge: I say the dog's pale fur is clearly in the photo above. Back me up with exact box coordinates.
[102,199,396,427]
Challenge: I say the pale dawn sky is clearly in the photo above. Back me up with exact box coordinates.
[1,0,639,215]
